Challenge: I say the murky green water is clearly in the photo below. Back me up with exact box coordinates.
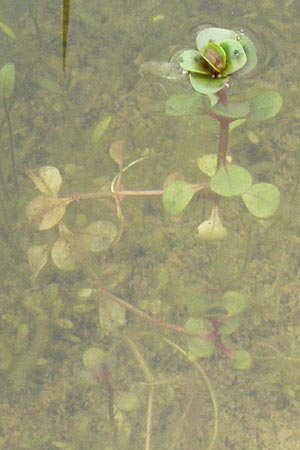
[1,1,300,449]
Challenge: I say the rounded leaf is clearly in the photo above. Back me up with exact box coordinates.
[188,337,215,358]
[162,180,195,215]
[26,196,71,230]
[99,299,126,335]
[179,50,210,74]
[115,391,139,412]
[189,72,228,95]
[221,291,246,316]
[249,91,282,121]
[165,93,203,116]
[197,154,232,177]
[27,166,62,196]
[236,33,257,76]
[242,183,280,218]
[232,349,252,370]
[51,236,78,271]
[196,28,236,53]
[212,100,250,119]
[220,39,247,75]
[184,318,207,334]
[82,347,105,376]
[79,221,117,252]
[187,293,209,315]
[209,165,252,197]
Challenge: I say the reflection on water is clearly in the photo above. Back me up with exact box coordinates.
[1,0,300,449]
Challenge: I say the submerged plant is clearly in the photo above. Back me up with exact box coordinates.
[24,26,284,449]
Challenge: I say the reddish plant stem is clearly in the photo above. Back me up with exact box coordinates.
[215,84,231,169]
[77,183,208,201]
[217,117,230,169]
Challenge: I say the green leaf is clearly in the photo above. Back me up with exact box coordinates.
[188,337,215,358]
[197,154,232,177]
[236,33,257,76]
[221,291,246,316]
[209,165,252,197]
[187,293,209,315]
[78,220,117,252]
[232,349,252,370]
[184,318,207,334]
[197,206,228,241]
[189,72,228,95]
[99,298,126,335]
[82,347,105,376]
[219,316,240,335]
[220,40,247,75]
[91,116,112,143]
[242,182,280,218]
[115,391,139,412]
[212,100,249,119]
[179,50,210,74]
[0,63,15,99]
[162,180,195,215]
[165,94,203,116]
[196,27,236,53]
[249,91,282,121]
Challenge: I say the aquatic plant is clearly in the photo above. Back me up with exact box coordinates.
[24,26,283,450]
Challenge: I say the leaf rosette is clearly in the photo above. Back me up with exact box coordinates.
[179,27,257,94]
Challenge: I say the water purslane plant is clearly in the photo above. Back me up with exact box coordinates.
[24,26,283,449]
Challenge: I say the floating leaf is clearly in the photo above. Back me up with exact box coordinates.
[27,244,49,282]
[91,116,112,143]
[0,63,15,99]
[99,298,126,335]
[188,337,215,358]
[197,154,232,177]
[109,140,126,169]
[187,293,209,315]
[209,165,252,197]
[115,391,139,412]
[162,180,195,215]
[27,166,62,196]
[197,206,227,240]
[0,21,17,41]
[165,94,203,116]
[219,316,240,335]
[242,182,280,218]
[236,33,257,76]
[184,318,207,334]
[26,196,71,230]
[232,349,252,370]
[189,72,228,95]
[249,91,282,121]
[78,221,117,252]
[221,291,246,316]
[82,347,105,376]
